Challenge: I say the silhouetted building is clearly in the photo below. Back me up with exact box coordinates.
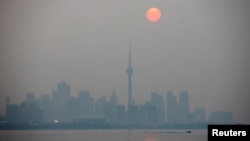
[128,105,139,125]
[209,111,233,124]
[151,92,165,124]
[166,91,178,124]
[52,81,70,122]
[189,107,206,124]
[94,96,107,117]
[6,104,20,123]
[19,101,43,122]
[26,92,35,103]
[179,91,190,124]
[10,93,43,123]
[166,91,191,124]
[193,107,206,123]
[147,104,157,126]
[110,89,118,123]
[69,97,81,120]
[37,94,53,121]
[116,105,127,125]
[6,94,42,123]
[53,82,70,101]
[78,90,94,117]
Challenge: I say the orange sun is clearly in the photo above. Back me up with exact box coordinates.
[146,7,161,22]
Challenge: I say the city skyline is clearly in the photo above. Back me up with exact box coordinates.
[0,41,248,124]
[4,80,234,125]
[1,46,234,125]
[0,45,236,123]
[0,0,249,124]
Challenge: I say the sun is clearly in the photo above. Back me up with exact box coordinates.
[146,7,161,22]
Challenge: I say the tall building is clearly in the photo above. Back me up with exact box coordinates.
[78,90,94,117]
[110,89,118,121]
[94,96,107,117]
[126,43,134,108]
[57,82,70,100]
[110,89,118,107]
[116,105,126,125]
[192,107,206,123]
[38,95,53,121]
[52,81,70,122]
[26,92,35,104]
[151,92,165,124]
[166,91,178,124]
[128,105,139,125]
[53,81,70,102]
[179,91,190,124]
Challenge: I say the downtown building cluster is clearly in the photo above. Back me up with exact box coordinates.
[4,81,233,126]
[3,46,233,126]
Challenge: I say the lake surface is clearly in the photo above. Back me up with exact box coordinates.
[0,129,207,141]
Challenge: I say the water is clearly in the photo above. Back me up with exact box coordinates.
[0,129,207,141]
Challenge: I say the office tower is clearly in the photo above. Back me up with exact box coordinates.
[52,81,70,103]
[110,89,118,107]
[128,105,139,125]
[116,105,126,125]
[57,81,70,100]
[95,96,107,117]
[26,92,35,104]
[193,107,206,123]
[38,95,53,121]
[179,91,190,124]
[151,92,165,124]
[52,81,70,122]
[79,90,94,117]
[166,91,178,124]
[6,104,20,122]
[110,89,118,122]
[147,104,157,126]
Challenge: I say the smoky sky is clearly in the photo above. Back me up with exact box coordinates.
[0,0,249,123]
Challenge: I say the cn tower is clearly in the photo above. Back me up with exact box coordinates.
[126,42,133,107]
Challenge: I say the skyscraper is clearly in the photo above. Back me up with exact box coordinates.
[52,81,70,122]
[151,92,165,124]
[166,91,178,124]
[126,42,134,108]
[179,91,190,124]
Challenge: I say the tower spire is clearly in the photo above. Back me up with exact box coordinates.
[127,41,134,108]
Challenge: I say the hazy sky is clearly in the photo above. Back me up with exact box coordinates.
[0,0,249,124]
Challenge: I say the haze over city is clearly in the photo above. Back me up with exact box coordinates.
[0,0,249,124]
